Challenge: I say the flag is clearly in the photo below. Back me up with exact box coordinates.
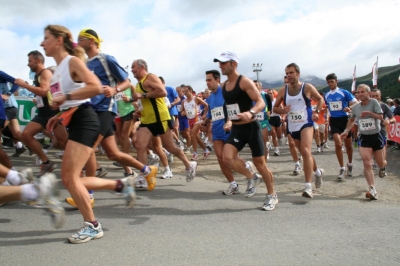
[372,56,378,88]
[351,65,356,92]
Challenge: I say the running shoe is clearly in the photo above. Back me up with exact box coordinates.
[245,179,256,198]
[37,173,66,229]
[124,171,138,178]
[366,186,378,200]
[261,194,278,211]
[323,142,330,149]
[223,183,240,195]
[299,155,303,161]
[167,153,174,164]
[338,168,345,181]
[161,168,173,179]
[302,183,313,198]
[246,161,258,176]
[274,149,280,156]
[134,174,148,190]
[68,221,104,244]
[12,146,27,157]
[191,153,198,161]
[203,151,211,160]
[95,167,108,178]
[186,161,197,182]
[65,197,95,208]
[285,138,289,145]
[378,168,387,178]
[315,168,324,189]
[206,143,213,151]
[40,161,57,175]
[122,175,136,208]
[144,165,158,191]
[347,163,353,177]
[317,147,321,153]
[113,161,122,167]
[293,164,301,175]
[53,151,64,159]
[18,168,34,185]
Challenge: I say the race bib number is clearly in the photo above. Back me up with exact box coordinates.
[137,99,143,111]
[211,106,224,121]
[226,103,240,120]
[311,105,317,111]
[36,95,44,108]
[115,92,124,101]
[186,108,195,117]
[359,118,376,131]
[329,101,342,111]
[50,76,63,99]
[256,112,264,121]
[288,110,305,123]
[177,104,182,112]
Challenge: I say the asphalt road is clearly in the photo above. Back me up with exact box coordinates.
[1,140,400,265]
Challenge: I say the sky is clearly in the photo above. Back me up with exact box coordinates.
[0,0,399,92]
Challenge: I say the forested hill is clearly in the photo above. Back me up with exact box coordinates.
[320,65,400,100]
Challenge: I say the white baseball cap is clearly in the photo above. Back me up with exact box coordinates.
[213,51,239,63]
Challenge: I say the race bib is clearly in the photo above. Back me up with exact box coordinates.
[211,106,225,121]
[256,112,265,121]
[359,118,376,131]
[115,92,124,102]
[226,103,240,120]
[137,99,143,111]
[329,101,342,111]
[177,104,182,112]
[36,95,44,108]
[288,110,305,123]
[50,76,63,99]
[186,108,195,117]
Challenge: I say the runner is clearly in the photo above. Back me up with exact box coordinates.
[214,51,277,211]
[181,85,210,160]
[16,50,65,174]
[131,59,197,187]
[325,73,358,180]
[273,63,324,198]
[42,25,137,243]
[200,69,239,195]
[340,84,386,199]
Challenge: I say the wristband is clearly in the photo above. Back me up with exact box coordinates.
[116,87,121,92]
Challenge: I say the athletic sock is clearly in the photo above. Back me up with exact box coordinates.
[21,184,39,201]
[6,170,21,186]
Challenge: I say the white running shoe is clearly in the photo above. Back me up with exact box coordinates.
[302,183,313,198]
[161,168,173,179]
[261,194,278,211]
[134,175,148,190]
[293,164,301,175]
[315,168,324,188]
[223,183,240,195]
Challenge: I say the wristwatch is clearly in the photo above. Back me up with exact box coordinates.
[249,110,256,119]
[142,93,147,99]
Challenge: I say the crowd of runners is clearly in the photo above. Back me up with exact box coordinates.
[0,25,395,244]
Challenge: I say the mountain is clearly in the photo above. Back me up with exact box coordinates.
[260,75,326,90]
[320,65,400,100]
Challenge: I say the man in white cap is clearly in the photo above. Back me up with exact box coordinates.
[214,51,278,211]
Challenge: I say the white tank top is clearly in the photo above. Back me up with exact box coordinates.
[270,98,281,117]
[284,83,312,132]
[183,98,197,119]
[49,55,90,111]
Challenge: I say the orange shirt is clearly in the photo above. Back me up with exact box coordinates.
[311,99,326,124]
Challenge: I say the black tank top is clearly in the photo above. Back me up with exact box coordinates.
[222,75,253,122]
[34,69,57,116]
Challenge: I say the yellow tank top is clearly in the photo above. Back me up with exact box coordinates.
[135,74,171,124]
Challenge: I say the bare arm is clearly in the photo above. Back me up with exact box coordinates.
[272,86,289,114]
[15,70,52,97]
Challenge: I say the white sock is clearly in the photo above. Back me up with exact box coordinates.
[347,162,353,166]
[245,162,250,170]
[6,170,22,186]
[164,150,170,156]
[230,181,237,187]
[315,169,321,177]
[21,184,39,201]
[2,181,10,186]
[295,161,300,165]
[341,167,346,170]
[15,142,23,149]
[305,182,312,187]
[164,166,170,172]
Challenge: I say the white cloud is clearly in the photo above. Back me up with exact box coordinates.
[0,0,399,91]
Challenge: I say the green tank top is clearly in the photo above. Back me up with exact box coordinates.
[115,88,135,117]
